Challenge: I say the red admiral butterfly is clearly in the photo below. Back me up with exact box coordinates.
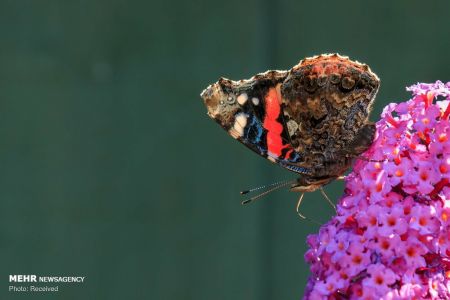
[201,54,379,211]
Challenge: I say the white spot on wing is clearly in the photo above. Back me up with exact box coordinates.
[229,128,240,139]
[237,93,248,105]
[252,97,259,105]
[231,112,248,137]
[286,119,299,137]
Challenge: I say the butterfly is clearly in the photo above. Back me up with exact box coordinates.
[201,54,379,216]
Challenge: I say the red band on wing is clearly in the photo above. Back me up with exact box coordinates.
[263,87,291,158]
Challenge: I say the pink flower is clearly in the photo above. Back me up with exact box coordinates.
[303,81,450,299]
[342,242,371,277]
[401,237,427,268]
[314,273,346,296]
[413,105,440,132]
[410,157,441,194]
[325,231,350,263]
[429,122,450,155]
[384,158,413,187]
[362,264,397,295]
[409,205,440,235]
[371,235,400,258]
[356,204,381,239]
[378,203,408,237]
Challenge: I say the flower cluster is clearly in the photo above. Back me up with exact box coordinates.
[304,81,450,299]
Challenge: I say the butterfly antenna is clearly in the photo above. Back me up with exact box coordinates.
[240,179,294,195]
[241,180,296,205]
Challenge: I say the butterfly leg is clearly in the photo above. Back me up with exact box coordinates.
[356,144,422,163]
[296,193,306,220]
[320,187,336,212]
[295,193,322,225]
[355,156,385,163]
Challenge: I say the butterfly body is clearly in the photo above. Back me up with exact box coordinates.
[201,54,379,192]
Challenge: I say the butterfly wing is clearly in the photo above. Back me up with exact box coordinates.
[201,71,311,175]
[279,54,380,178]
[201,54,380,180]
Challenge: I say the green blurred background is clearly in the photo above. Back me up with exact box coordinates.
[0,1,449,299]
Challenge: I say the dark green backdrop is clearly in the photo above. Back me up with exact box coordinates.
[0,1,449,299]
